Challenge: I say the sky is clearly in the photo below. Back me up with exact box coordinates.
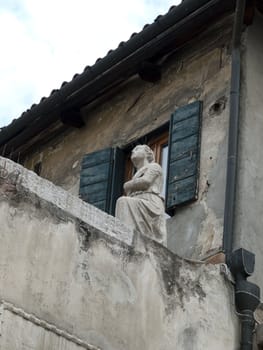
[0,0,180,128]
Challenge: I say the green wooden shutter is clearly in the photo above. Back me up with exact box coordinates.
[79,147,124,215]
[166,101,202,214]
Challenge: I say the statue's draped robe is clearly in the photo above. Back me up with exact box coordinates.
[116,162,167,245]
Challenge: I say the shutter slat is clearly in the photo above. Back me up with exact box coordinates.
[79,182,108,197]
[171,102,201,123]
[79,148,114,212]
[171,115,199,141]
[166,101,202,214]
[80,163,111,185]
[81,148,112,168]
[169,152,198,181]
[170,134,198,161]
[166,175,198,208]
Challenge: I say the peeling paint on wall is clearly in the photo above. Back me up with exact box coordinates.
[0,157,239,350]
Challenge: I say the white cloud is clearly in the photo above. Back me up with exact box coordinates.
[0,0,180,127]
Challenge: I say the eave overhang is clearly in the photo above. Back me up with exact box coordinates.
[0,0,236,158]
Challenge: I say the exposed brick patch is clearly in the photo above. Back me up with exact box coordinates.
[204,252,225,265]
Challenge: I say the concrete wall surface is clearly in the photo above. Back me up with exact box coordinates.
[0,302,98,350]
[0,157,239,350]
[235,12,263,291]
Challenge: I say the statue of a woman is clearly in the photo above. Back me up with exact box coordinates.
[115,145,167,246]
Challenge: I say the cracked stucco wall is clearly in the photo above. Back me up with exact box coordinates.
[0,157,239,350]
[0,303,97,350]
[22,16,233,260]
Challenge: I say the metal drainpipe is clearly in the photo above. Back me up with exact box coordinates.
[223,1,261,350]
[228,249,260,350]
[223,0,246,259]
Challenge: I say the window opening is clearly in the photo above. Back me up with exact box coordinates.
[124,130,169,200]
[160,144,168,198]
[149,132,169,199]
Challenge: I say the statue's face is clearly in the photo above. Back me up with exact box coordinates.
[131,145,146,164]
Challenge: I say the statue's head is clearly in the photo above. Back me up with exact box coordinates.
[131,145,155,165]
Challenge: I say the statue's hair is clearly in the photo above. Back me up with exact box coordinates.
[142,144,155,163]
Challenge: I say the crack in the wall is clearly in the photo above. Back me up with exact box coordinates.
[126,92,145,112]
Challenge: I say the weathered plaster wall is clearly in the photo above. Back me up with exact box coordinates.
[0,157,239,350]
[0,303,97,350]
[23,17,233,259]
[235,12,263,291]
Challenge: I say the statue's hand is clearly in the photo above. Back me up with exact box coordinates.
[124,180,133,195]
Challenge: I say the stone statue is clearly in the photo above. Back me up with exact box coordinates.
[115,145,167,246]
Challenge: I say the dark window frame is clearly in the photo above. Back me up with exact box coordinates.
[124,123,169,182]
